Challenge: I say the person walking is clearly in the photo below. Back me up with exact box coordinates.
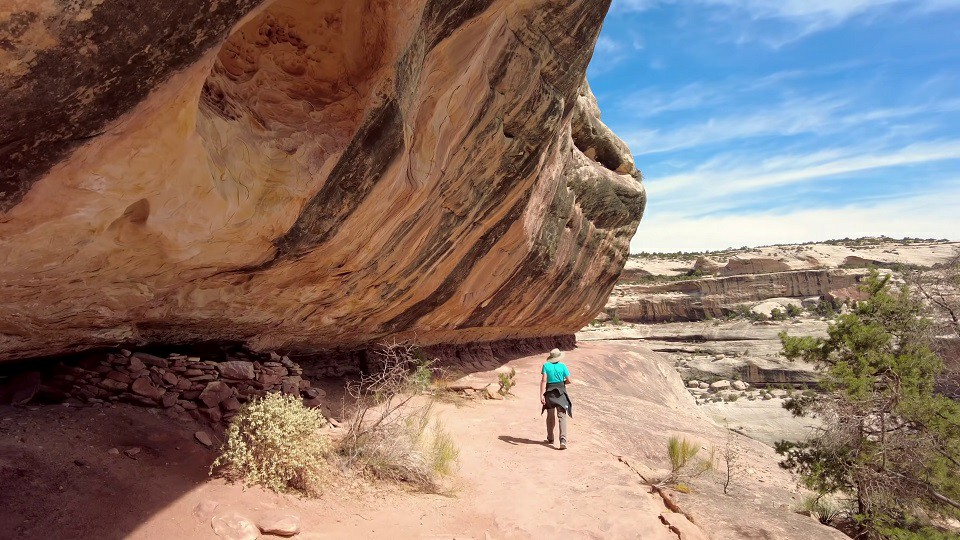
[540,348,572,449]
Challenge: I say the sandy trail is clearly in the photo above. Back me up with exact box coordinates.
[1,340,844,539]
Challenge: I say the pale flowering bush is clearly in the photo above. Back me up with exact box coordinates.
[211,393,329,495]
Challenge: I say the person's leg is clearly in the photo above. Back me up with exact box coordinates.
[558,408,568,447]
[546,407,556,442]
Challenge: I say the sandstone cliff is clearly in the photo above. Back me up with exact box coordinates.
[608,240,959,324]
[0,0,644,361]
[610,269,864,323]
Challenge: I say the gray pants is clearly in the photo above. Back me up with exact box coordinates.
[546,406,567,441]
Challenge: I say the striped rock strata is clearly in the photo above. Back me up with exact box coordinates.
[0,0,644,361]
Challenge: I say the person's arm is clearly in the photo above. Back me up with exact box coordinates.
[540,373,547,405]
[563,365,571,385]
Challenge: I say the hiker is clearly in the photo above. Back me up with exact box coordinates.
[540,348,572,449]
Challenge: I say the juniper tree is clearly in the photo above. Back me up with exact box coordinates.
[776,270,960,539]
[908,248,960,399]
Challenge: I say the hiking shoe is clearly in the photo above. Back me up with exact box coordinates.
[559,437,567,450]
[546,438,554,444]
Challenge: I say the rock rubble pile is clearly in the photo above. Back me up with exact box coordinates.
[37,349,318,424]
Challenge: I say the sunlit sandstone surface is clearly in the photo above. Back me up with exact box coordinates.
[0,0,644,361]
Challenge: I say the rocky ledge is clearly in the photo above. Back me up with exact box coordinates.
[0,0,643,363]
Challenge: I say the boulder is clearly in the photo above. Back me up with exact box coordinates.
[256,514,301,537]
[160,391,180,408]
[199,381,233,409]
[99,379,129,392]
[484,383,505,400]
[222,397,242,412]
[217,361,255,381]
[687,380,701,389]
[179,400,199,411]
[732,381,748,391]
[211,513,259,540]
[258,373,283,387]
[162,371,180,386]
[131,377,165,400]
[193,500,220,521]
[132,352,169,369]
[128,356,146,372]
[302,388,325,399]
[710,380,731,390]
[106,371,132,384]
[195,431,214,448]
[281,377,301,395]
[201,407,223,424]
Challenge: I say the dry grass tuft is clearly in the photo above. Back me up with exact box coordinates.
[335,341,460,490]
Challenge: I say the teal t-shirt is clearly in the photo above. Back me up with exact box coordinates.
[542,361,570,384]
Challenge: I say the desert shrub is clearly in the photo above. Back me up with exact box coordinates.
[779,272,960,538]
[720,423,743,495]
[665,436,714,485]
[337,341,459,490]
[498,372,514,395]
[799,495,844,526]
[786,304,803,318]
[808,298,841,318]
[211,393,329,496]
[725,394,740,402]
[770,308,787,321]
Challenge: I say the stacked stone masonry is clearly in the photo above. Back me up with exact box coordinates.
[40,350,315,424]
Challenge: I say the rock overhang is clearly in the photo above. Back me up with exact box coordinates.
[0,0,644,362]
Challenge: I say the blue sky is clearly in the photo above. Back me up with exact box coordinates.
[588,0,960,252]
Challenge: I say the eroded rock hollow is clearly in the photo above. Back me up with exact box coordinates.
[0,0,644,362]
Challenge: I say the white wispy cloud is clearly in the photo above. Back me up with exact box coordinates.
[622,95,849,154]
[613,64,868,119]
[631,188,960,252]
[648,140,960,208]
[620,94,960,155]
[612,0,960,46]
